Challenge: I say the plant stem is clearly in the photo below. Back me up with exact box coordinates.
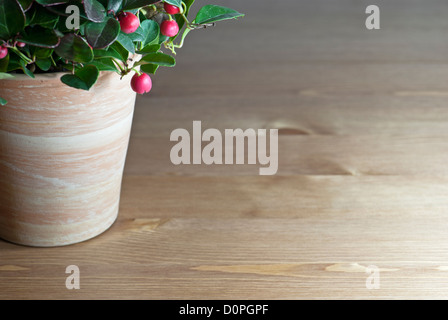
[131,67,141,76]
[10,47,33,64]
[172,27,192,49]
[112,58,125,73]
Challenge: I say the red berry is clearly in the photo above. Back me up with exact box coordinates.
[164,3,180,15]
[118,12,140,34]
[17,42,26,48]
[0,46,7,60]
[131,73,152,95]
[160,20,179,37]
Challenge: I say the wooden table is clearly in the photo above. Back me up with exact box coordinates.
[2,0,448,299]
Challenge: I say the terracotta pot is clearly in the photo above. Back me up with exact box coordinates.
[0,71,136,247]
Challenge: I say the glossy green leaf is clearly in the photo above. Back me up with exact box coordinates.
[85,17,120,49]
[108,0,122,13]
[116,32,134,54]
[61,65,99,90]
[0,0,26,40]
[19,59,35,78]
[89,58,120,72]
[127,26,146,43]
[140,19,159,46]
[140,63,158,74]
[137,44,160,54]
[109,41,129,61]
[0,97,7,105]
[55,33,94,63]
[84,0,106,22]
[35,58,52,71]
[137,52,175,67]
[94,46,123,61]
[158,34,169,45]
[32,47,53,59]
[29,5,60,29]
[194,5,244,25]
[20,26,61,48]
[18,0,33,11]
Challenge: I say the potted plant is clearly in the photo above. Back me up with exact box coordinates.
[0,0,243,247]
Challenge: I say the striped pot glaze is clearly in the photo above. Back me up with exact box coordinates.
[0,71,136,247]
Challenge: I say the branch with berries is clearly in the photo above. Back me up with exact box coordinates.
[0,0,244,105]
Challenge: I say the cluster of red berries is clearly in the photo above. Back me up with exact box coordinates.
[118,2,181,94]
[118,3,180,37]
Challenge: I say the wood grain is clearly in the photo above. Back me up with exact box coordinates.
[2,0,448,299]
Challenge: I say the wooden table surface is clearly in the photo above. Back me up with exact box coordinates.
[2,0,448,299]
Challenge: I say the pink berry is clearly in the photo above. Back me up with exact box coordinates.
[164,3,180,15]
[17,42,26,48]
[0,46,7,60]
[118,12,140,34]
[160,20,179,37]
[131,73,152,94]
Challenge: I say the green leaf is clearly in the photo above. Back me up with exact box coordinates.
[85,17,120,49]
[122,0,159,10]
[109,41,129,61]
[116,32,135,54]
[193,5,244,25]
[108,0,122,13]
[140,19,159,46]
[35,0,70,5]
[0,97,7,105]
[17,0,33,11]
[55,33,94,63]
[93,46,123,61]
[89,58,120,72]
[127,26,146,43]
[32,47,53,59]
[164,0,181,7]
[140,63,158,74]
[19,59,34,78]
[29,4,60,29]
[84,0,106,22]
[0,72,14,79]
[0,0,26,40]
[158,34,169,45]
[20,26,61,48]
[137,44,160,54]
[35,58,52,71]
[138,52,175,67]
[60,65,99,90]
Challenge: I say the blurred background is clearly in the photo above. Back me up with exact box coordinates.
[126,0,448,177]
